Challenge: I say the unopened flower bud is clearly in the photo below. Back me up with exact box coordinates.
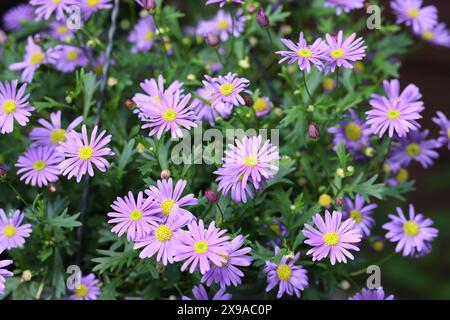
[125,99,134,109]
[257,8,270,28]
[0,166,6,178]
[336,168,345,178]
[346,166,354,175]
[160,169,171,179]
[335,198,343,207]
[21,270,32,282]
[205,32,219,48]
[244,95,254,107]
[137,0,156,11]
[108,77,118,86]
[308,123,320,139]
[318,193,332,207]
[48,183,56,193]
[247,4,257,14]
[205,189,218,204]
[33,33,44,45]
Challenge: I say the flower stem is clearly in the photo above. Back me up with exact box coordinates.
[303,71,313,102]
[6,181,29,208]
[349,253,396,277]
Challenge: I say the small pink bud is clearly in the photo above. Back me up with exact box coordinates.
[160,169,171,179]
[308,123,320,139]
[205,189,218,204]
[205,32,220,48]
[257,8,270,28]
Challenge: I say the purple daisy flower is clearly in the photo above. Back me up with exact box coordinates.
[343,194,377,238]
[324,31,367,74]
[134,215,190,265]
[252,96,272,118]
[0,260,13,295]
[327,109,372,153]
[418,23,450,48]
[349,287,394,300]
[128,16,156,53]
[201,235,253,288]
[57,125,114,183]
[48,20,74,42]
[302,210,362,265]
[68,273,101,300]
[264,248,309,299]
[107,191,161,241]
[202,73,250,110]
[388,130,440,169]
[366,79,424,138]
[0,209,32,251]
[9,36,47,83]
[382,204,438,257]
[212,10,246,42]
[432,111,450,150]
[30,111,83,149]
[15,146,62,187]
[138,89,197,140]
[391,0,438,34]
[80,0,112,19]
[182,284,232,300]
[324,0,364,16]
[30,0,77,21]
[173,220,230,274]
[47,45,89,73]
[2,4,35,31]
[205,0,244,7]
[0,80,34,134]
[193,88,232,126]
[276,32,327,73]
[215,170,255,203]
[145,178,198,222]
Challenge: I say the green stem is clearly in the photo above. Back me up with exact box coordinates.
[7,181,29,208]
[265,28,273,46]
[303,71,313,102]
[349,253,396,277]
[215,203,224,222]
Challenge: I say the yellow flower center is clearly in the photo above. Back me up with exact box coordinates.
[75,284,89,297]
[217,254,230,267]
[407,9,420,18]
[50,128,67,144]
[217,20,229,30]
[276,264,292,281]
[403,220,419,237]
[129,209,143,221]
[323,78,335,91]
[3,225,17,238]
[372,240,384,252]
[447,128,450,138]
[162,109,177,121]
[160,199,175,216]
[253,98,268,112]
[2,100,17,114]
[56,25,68,34]
[66,51,79,61]
[318,194,332,207]
[87,0,100,8]
[406,143,421,157]
[78,146,94,160]
[323,232,340,246]
[297,48,312,58]
[244,155,258,167]
[52,0,62,3]
[330,49,345,59]
[345,123,362,141]
[33,160,46,172]
[422,31,434,41]
[94,65,103,75]
[269,224,281,235]
[350,210,363,223]
[219,83,234,96]
[194,240,209,254]
[155,224,173,242]
[30,52,45,65]
[145,31,154,42]
[354,61,365,72]
[387,109,400,120]
[396,168,409,183]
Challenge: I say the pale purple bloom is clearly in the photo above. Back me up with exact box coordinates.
[80,0,112,19]
[0,209,32,251]
[48,20,74,42]
[135,0,155,10]
[327,109,372,153]
[15,146,62,187]
[252,97,272,118]
[128,16,156,53]
[432,111,450,149]
[30,0,77,21]
[30,111,83,149]
[324,31,367,74]
[173,220,230,274]
[2,4,35,31]
[47,45,89,73]
[391,0,438,34]
[57,125,114,183]
[264,248,309,299]
[201,235,253,288]
[0,80,34,134]
[144,178,198,222]
[366,79,423,138]
[343,194,377,238]
[138,89,197,140]
[206,0,244,7]
[214,170,254,203]
[182,284,231,300]
[276,32,327,73]
[383,204,438,257]
[68,273,101,300]
[193,88,232,126]
[9,36,47,83]
[388,130,440,169]
[212,10,246,42]
[107,191,161,241]
[0,260,13,295]
[324,0,364,15]
[418,23,450,48]
[134,215,190,265]
[349,287,394,300]
[303,210,361,265]
[203,72,249,110]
